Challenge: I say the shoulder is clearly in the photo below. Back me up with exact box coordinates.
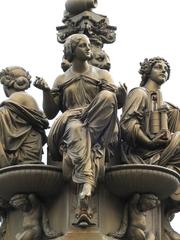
[52,73,66,89]
[9,92,39,110]
[124,87,148,107]
[52,67,76,89]
[128,87,148,97]
[92,66,113,83]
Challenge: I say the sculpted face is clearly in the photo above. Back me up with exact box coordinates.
[89,48,111,70]
[149,60,169,85]
[74,36,92,61]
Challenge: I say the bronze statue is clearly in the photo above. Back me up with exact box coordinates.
[109,193,160,240]
[34,33,126,202]
[89,45,111,71]
[0,1,179,239]
[61,45,111,72]
[10,193,62,240]
[127,194,159,240]
[10,194,42,240]
[120,57,180,173]
[0,66,48,168]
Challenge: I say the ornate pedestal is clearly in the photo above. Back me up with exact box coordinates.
[0,164,179,240]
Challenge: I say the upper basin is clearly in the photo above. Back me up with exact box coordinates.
[105,164,180,199]
[0,164,64,200]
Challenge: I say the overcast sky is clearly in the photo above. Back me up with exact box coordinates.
[0,0,179,231]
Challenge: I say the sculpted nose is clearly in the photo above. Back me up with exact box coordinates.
[162,65,167,72]
[162,68,166,73]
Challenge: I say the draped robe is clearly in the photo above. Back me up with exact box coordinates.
[48,71,119,186]
[120,87,180,173]
[0,100,48,167]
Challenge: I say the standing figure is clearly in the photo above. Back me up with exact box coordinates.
[34,34,126,201]
[120,57,180,173]
[0,66,48,168]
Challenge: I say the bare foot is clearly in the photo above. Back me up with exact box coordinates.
[79,183,92,199]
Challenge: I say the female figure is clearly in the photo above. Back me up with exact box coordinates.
[34,34,126,200]
[0,66,48,167]
[120,57,180,172]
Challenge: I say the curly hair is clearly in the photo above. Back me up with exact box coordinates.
[139,57,170,87]
[64,33,92,62]
[0,66,31,91]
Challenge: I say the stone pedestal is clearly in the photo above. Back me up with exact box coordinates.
[0,164,179,240]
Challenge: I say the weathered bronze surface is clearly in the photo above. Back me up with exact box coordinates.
[57,0,116,72]
[0,66,48,168]
[0,165,63,199]
[106,164,180,199]
[34,32,126,225]
[120,57,180,172]
[0,0,179,239]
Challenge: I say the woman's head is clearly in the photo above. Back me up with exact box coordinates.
[0,66,31,94]
[64,34,92,62]
[139,57,170,87]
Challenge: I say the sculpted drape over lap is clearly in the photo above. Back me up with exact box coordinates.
[48,71,118,186]
[34,34,126,200]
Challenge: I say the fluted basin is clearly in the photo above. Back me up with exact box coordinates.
[0,164,64,200]
[105,164,180,199]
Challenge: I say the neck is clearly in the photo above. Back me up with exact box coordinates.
[144,79,161,91]
[4,87,17,97]
[72,59,89,73]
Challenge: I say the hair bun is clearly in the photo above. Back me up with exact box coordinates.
[0,66,31,91]
[13,77,30,90]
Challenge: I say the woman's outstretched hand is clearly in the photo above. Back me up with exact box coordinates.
[34,76,50,92]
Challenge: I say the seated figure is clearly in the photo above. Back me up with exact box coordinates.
[0,66,48,168]
[120,57,180,200]
[120,56,180,240]
[34,33,127,200]
[120,57,180,174]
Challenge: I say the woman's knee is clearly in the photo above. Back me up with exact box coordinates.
[67,120,83,136]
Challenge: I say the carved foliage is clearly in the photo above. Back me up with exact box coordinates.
[57,8,116,71]
[57,11,116,46]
